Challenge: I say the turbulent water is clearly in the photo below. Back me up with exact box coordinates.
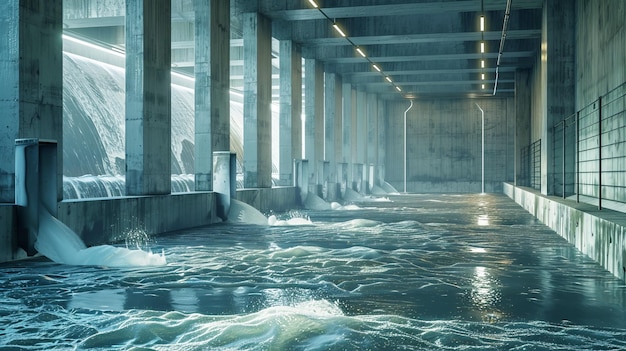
[2,194,626,350]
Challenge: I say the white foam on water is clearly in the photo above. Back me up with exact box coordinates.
[35,207,166,267]
[268,214,314,226]
[227,199,269,225]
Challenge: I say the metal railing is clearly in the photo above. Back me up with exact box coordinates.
[552,81,626,210]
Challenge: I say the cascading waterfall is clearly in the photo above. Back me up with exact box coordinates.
[62,50,259,199]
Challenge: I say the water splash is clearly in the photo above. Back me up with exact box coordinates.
[35,207,166,267]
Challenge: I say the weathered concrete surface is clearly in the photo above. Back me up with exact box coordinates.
[504,183,626,280]
[125,0,172,195]
[278,40,302,186]
[0,205,20,262]
[243,12,272,188]
[385,98,515,193]
[575,0,626,109]
[235,186,299,214]
[304,59,324,184]
[194,0,230,191]
[57,193,218,247]
[0,1,63,202]
[539,0,576,196]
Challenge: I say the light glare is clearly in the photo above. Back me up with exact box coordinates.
[333,23,346,37]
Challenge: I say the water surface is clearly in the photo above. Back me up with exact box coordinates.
[2,194,626,350]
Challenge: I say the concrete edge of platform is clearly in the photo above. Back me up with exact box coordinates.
[504,183,626,281]
[0,186,300,264]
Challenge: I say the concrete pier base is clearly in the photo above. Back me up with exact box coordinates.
[504,183,626,280]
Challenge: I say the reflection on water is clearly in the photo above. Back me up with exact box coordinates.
[2,194,626,350]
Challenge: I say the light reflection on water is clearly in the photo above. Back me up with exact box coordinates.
[2,194,626,350]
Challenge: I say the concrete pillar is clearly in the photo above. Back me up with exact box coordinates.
[367,94,378,174]
[541,0,575,195]
[243,12,272,188]
[515,69,531,186]
[355,90,367,166]
[342,83,353,165]
[377,98,386,185]
[0,1,63,202]
[304,58,324,184]
[279,40,302,186]
[125,0,171,195]
[194,0,230,191]
[333,75,343,176]
[324,72,337,179]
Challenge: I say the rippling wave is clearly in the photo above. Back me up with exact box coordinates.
[2,194,626,350]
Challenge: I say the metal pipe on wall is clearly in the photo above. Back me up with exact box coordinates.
[475,103,485,193]
[403,99,414,193]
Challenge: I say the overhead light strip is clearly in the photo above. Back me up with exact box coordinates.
[306,0,404,96]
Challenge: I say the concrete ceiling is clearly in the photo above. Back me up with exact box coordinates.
[63,0,543,100]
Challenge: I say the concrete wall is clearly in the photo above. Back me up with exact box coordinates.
[0,186,300,263]
[575,0,626,109]
[236,186,299,214]
[505,183,626,281]
[385,97,515,193]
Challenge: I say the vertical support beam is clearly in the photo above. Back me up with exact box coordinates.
[598,96,602,210]
[324,72,337,179]
[126,0,172,195]
[515,69,531,186]
[576,110,580,203]
[341,83,352,165]
[279,40,302,186]
[541,0,575,195]
[304,58,324,183]
[333,75,343,176]
[194,0,230,191]
[355,90,367,166]
[0,0,63,202]
[377,99,386,185]
[366,93,378,189]
[243,12,272,188]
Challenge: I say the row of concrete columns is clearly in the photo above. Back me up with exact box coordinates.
[0,0,387,204]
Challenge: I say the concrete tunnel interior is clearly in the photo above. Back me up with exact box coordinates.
[0,0,625,281]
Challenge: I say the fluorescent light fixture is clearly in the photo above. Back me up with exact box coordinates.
[482,84,485,89]
[333,23,346,37]
[356,47,366,57]
[480,42,485,53]
[480,16,485,31]
[308,0,319,8]
[481,73,485,80]
[481,59,485,68]
[373,64,381,72]
[396,86,402,92]
[385,76,392,83]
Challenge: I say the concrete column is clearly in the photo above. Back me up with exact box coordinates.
[194,0,230,191]
[367,94,378,168]
[377,98,386,185]
[304,58,324,183]
[333,75,343,174]
[243,12,272,188]
[515,69,531,186]
[125,0,171,195]
[355,90,367,165]
[541,0,575,195]
[278,40,302,186]
[341,83,353,164]
[324,72,337,178]
[0,1,63,202]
